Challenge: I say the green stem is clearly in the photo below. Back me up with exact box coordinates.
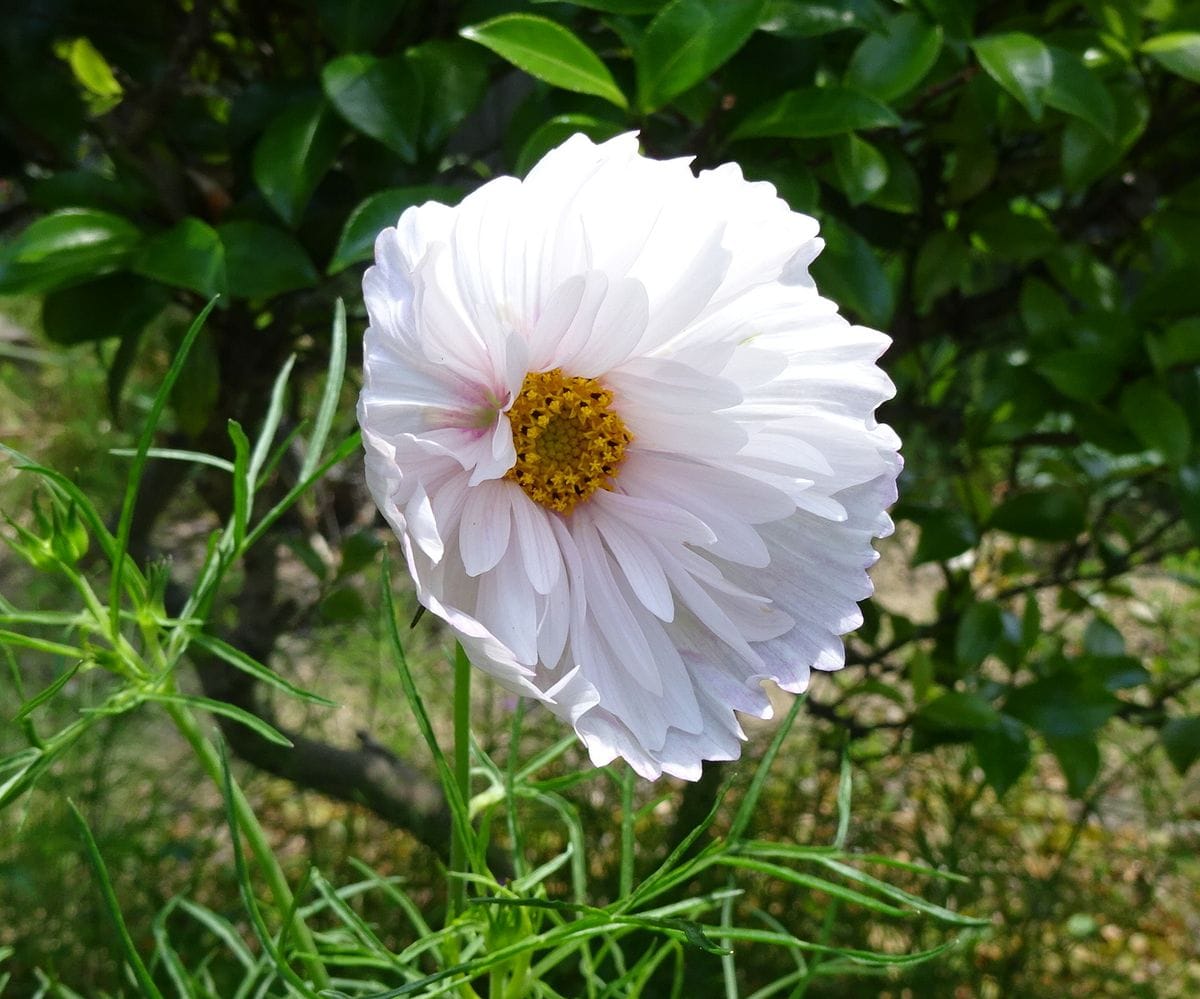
[450,641,472,923]
[165,700,330,990]
[619,765,635,898]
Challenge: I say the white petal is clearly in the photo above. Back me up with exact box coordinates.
[510,489,562,594]
[459,481,512,576]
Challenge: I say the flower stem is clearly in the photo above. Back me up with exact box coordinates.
[449,640,472,922]
[165,699,330,990]
[619,765,635,898]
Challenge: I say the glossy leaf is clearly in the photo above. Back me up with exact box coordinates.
[833,133,889,205]
[217,221,318,299]
[133,218,226,297]
[972,32,1052,118]
[0,209,140,294]
[461,14,627,109]
[328,186,465,274]
[636,0,770,111]
[252,96,343,225]
[732,86,901,139]
[760,0,885,38]
[1046,47,1116,140]
[322,54,421,161]
[407,40,491,151]
[845,12,943,102]
[1142,32,1200,84]
[1061,81,1149,189]
[870,144,920,213]
[811,218,895,326]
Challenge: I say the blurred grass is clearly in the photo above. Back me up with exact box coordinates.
[1,300,1199,998]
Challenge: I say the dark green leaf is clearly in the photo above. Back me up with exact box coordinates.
[515,115,627,176]
[407,40,491,151]
[329,186,463,275]
[946,141,997,203]
[1142,32,1200,84]
[990,486,1085,541]
[1160,716,1200,774]
[1046,47,1116,140]
[322,54,421,161]
[870,144,920,214]
[911,507,977,564]
[733,85,901,139]
[252,97,343,225]
[316,0,403,51]
[1036,348,1118,402]
[845,12,942,102]
[810,218,895,326]
[636,0,770,111]
[41,274,168,346]
[1005,676,1118,739]
[217,222,318,299]
[955,602,1004,668]
[1019,276,1070,335]
[972,208,1057,262]
[1061,82,1149,189]
[913,230,969,314]
[917,691,1002,731]
[833,133,889,205]
[974,716,1031,795]
[461,14,627,109]
[132,219,226,297]
[972,32,1052,118]
[0,209,140,294]
[1082,618,1125,658]
[1149,317,1200,371]
[1046,735,1100,796]
[1119,379,1192,467]
[916,0,974,39]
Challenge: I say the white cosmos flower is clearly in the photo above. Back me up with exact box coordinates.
[359,133,901,781]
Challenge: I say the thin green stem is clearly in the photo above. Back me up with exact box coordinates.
[450,641,472,923]
[619,766,635,898]
[164,699,330,990]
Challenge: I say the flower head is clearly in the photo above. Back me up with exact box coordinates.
[359,134,901,780]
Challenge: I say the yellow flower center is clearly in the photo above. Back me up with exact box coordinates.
[505,368,632,514]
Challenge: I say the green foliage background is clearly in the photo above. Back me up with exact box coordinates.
[2,0,1199,996]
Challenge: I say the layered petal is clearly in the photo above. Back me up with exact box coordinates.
[359,132,901,780]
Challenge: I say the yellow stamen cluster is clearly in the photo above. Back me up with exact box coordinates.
[506,368,632,514]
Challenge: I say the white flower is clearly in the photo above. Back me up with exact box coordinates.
[359,133,901,781]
